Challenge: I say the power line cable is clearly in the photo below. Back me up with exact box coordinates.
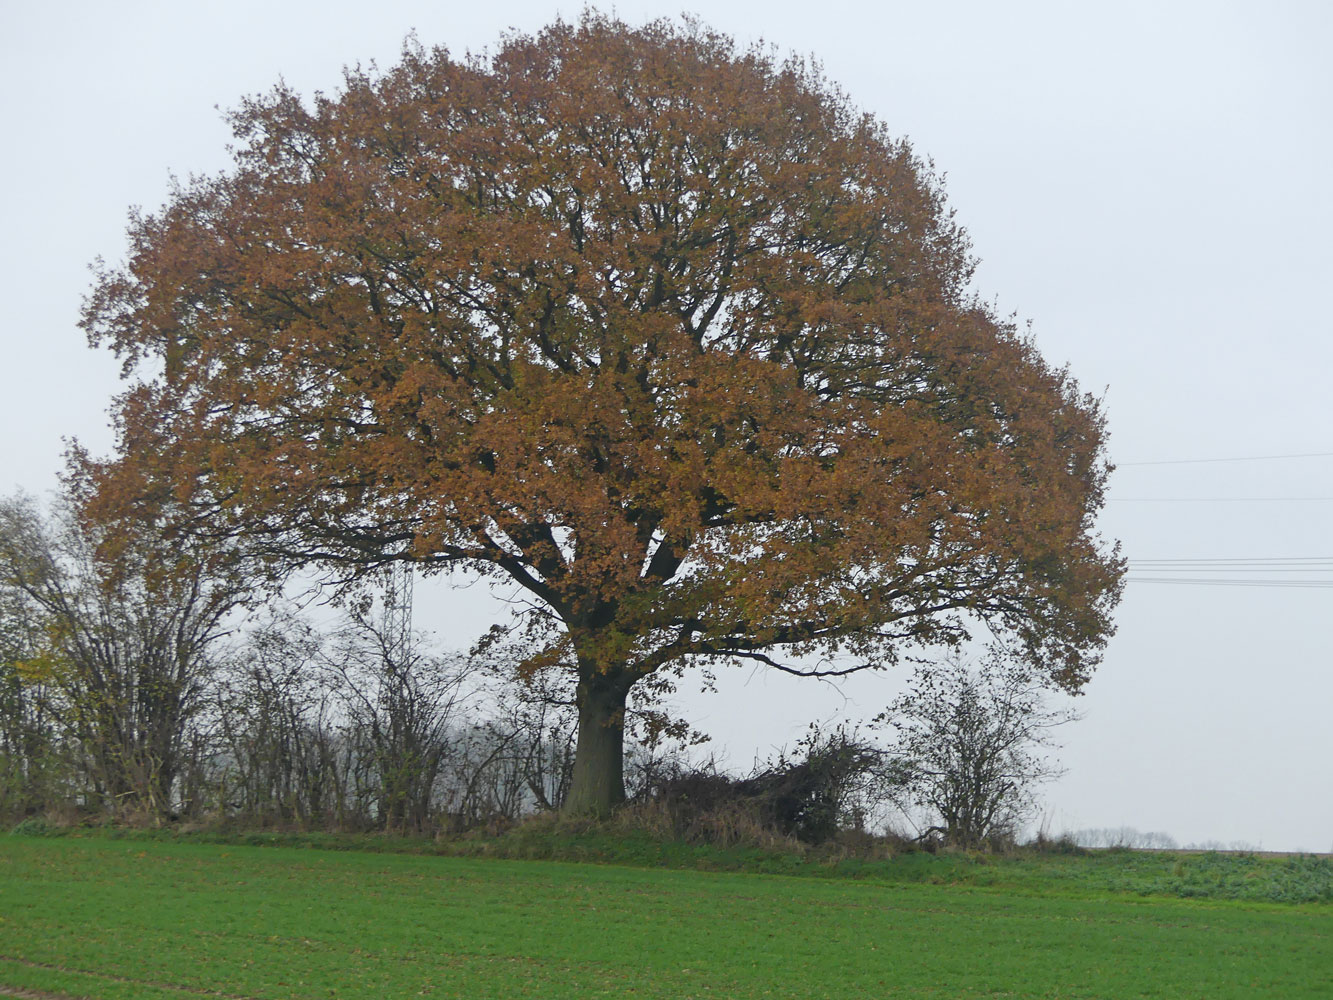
[1085,450,1332,587]
[1129,557,1333,587]
[1117,451,1333,467]
[1129,557,1333,566]
[1127,577,1333,588]
[1131,568,1333,574]
[1109,496,1333,502]
[1125,557,1333,565]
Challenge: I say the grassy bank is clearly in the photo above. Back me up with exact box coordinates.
[1,833,1330,998]
[12,819,1333,904]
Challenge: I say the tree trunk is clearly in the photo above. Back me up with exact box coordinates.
[562,667,631,817]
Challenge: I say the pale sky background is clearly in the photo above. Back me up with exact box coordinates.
[2,0,1330,850]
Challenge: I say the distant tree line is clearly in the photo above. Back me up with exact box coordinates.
[1071,828,1180,851]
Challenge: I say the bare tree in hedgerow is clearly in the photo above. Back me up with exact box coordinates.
[878,649,1076,847]
[0,548,64,819]
[324,590,471,834]
[81,13,1123,816]
[0,491,244,820]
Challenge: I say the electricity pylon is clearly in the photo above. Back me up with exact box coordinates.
[382,560,414,671]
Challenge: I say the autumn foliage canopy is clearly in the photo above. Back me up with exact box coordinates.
[84,15,1122,814]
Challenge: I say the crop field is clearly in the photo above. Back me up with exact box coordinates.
[0,835,1329,999]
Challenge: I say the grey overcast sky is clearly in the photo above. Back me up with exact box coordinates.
[2,0,1330,850]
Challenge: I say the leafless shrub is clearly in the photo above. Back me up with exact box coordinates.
[211,616,350,828]
[323,591,472,835]
[877,648,1076,849]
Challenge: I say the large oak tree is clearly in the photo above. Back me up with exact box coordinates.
[84,15,1122,815]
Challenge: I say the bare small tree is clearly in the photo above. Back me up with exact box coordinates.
[0,492,244,820]
[434,646,579,826]
[212,614,351,827]
[878,649,1075,847]
[326,589,471,834]
[0,577,65,819]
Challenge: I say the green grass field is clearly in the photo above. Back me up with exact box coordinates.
[0,834,1329,999]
